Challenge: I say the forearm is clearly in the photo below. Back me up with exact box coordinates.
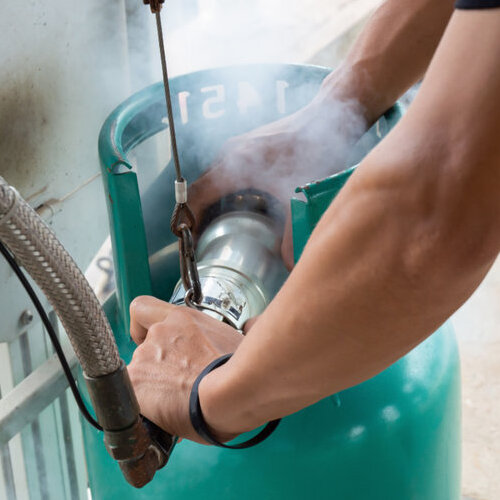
[202,152,496,435]
[188,1,455,227]
[200,10,500,435]
[317,0,455,124]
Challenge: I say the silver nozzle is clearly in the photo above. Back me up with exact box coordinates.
[171,210,288,329]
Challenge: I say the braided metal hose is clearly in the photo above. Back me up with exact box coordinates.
[0,176,120,377]
[0,177,173,487]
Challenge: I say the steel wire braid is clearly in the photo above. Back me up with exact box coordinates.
[0,177,120,377]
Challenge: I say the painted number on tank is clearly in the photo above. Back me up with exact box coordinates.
[178,91,191,124]
[176,80,291,124]
[201,85,226,119]
[237,81,262,114]
[276,80,289,114]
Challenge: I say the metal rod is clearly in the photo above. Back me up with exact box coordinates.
[155,11,182,182]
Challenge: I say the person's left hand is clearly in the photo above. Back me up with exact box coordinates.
[127,296,243,443]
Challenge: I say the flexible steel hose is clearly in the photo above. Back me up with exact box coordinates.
[0,176,120,377]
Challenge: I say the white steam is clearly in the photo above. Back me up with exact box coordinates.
[126,2,369,207]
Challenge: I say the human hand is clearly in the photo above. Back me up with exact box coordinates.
[188,93,366,269]
[127,296,244,443]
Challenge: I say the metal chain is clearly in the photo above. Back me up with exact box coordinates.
[149,3,202,307]
[179,226,203,304]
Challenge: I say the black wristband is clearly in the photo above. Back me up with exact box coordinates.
[189,353,281,449]
[455,0,500,8]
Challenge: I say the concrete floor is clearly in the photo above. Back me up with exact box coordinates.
[453,257,500,500]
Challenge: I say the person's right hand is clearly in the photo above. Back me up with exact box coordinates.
[128,296,244,443]
[188,91,367,269]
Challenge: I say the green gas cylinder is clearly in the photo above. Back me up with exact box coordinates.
[83,64,460,499]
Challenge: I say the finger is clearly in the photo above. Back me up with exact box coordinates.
[129,296,174,345]
[188,165,234,220]
[188,162,249,230]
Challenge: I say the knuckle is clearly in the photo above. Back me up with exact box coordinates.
[130,346,146,365]
[147,322,166,339]
[129,295,149,315]
[166,307,192,325]
[127,359,138,375]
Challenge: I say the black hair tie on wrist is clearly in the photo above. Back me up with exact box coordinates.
[189,353,281,448]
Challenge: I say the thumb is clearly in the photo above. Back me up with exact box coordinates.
[129,296,175,345]
[188,162,237,228]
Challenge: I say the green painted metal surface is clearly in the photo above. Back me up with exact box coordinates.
[88,64,461,499]
[291,103,403,262]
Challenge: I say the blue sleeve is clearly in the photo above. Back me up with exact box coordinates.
[456,0,500,8]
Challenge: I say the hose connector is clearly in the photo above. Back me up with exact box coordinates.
[143,0,165,13]
[0,183,19,229]
[84,362,175,488]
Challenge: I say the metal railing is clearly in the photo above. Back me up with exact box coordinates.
[0,313,88,500]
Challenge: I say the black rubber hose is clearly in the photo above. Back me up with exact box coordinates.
[0,241,102,431]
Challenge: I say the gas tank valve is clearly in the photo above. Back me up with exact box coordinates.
[170,191,288,329]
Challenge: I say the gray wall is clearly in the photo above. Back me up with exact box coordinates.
[0,0,156,338]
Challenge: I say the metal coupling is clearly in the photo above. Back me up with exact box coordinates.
[84,361,139,430]
[0,182,19,229]
[84,362,175,488]
[104,419,169,488]
[143,0,165,13]
[170,209,288,329]
[175,179,188,204]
